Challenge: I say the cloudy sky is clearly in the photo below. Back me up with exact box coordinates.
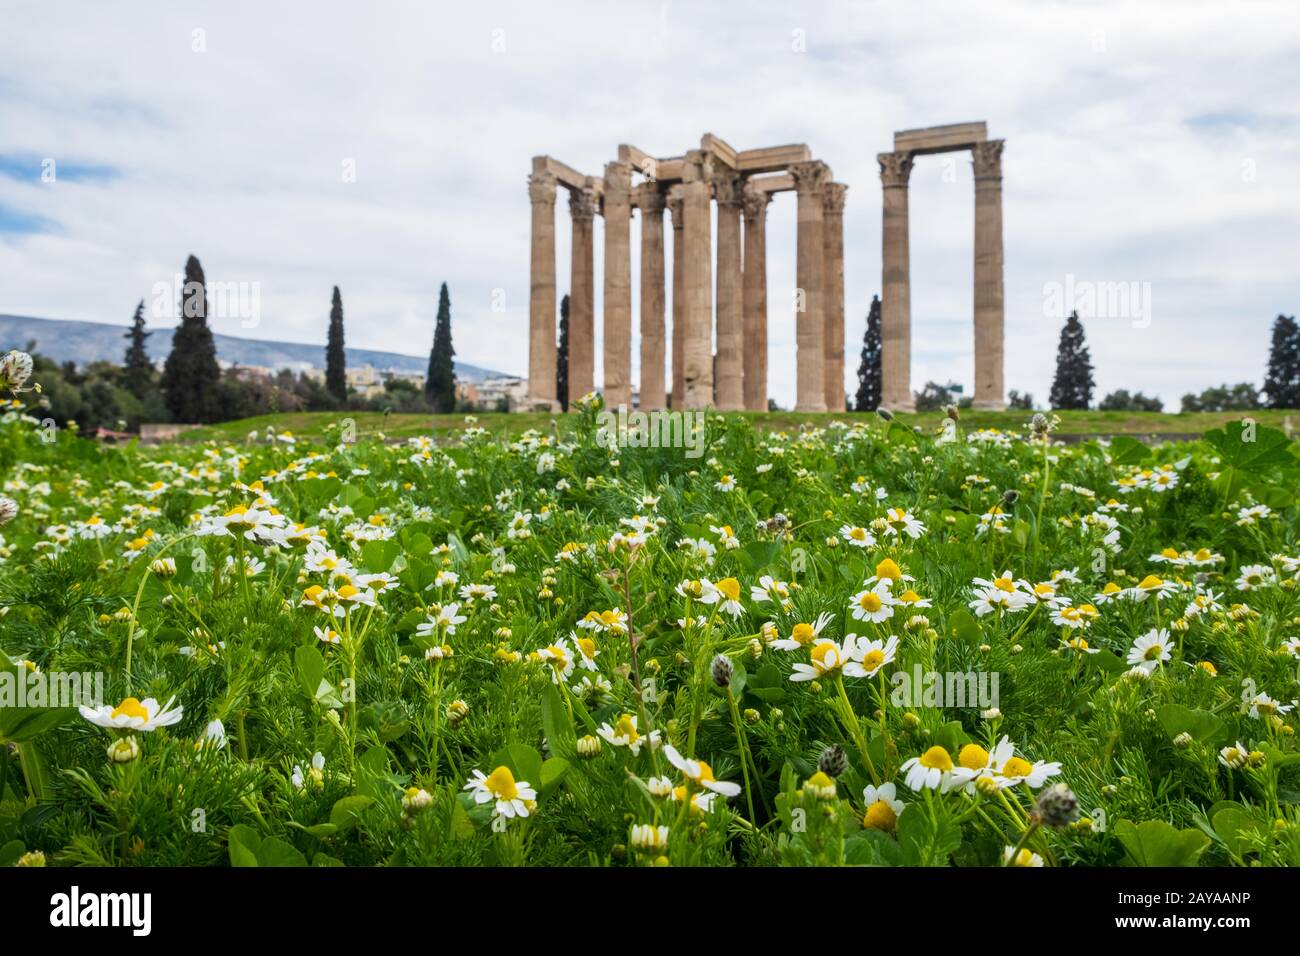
[1,1,1297,408]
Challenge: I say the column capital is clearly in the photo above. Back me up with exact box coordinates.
[635,182,666,214]
[791,160,831,196]
[569,185,597,222]
[741,183,772,223]
[822,181,848,217]
[682,149,714,184]
[877,151,914,188]
[972,139,1005,180]
[712,169,745,208]
[666,189,685,229]
[528,170,557,206]
[603,160,633,205]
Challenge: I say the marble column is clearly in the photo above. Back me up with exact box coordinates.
[878,151,915,412]
[713,170,745,410]
[791,161,830,412]
[822,182,848,412]
[972,140,1006,410]
[567,184,597,407]
[668,189,685,408]
[527,170,558,405]
[741,184,771,412]
[637,184,667,410]
[681,151,714,408]
[602,161,633,409]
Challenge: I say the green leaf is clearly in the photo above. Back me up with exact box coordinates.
[329,795,375,834]
[361,538,401,573]
[227,824,262,867]
[844,828,906,866]
[1156,704,1226,746]
[945,609,981,645]
[0,839,25,867]
[312,852,345,867]
[1204,421,1295,472]
[739,540,781,573]
[1212,807,1265,859]
[1114,819,1209,867]
[539,756,570,793]
[1108,435,1152,466]
[294,645,325,701]
[541,683,576,759]
[257,836,308,867]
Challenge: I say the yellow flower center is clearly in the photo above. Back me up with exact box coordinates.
[1002,756,1032,778]
[111,697,149,721]
[577,637,596,659]
[1102,582,1122,595]
[1194,548,1212,561]
[849,527,867,541]
[716,578,741,602]
[993,578,1015,593]
[696,760,717,784]
[875,558,902,581]
[1161,547,1179,559]
[484,766,519,801]
[919,746,953,772]
[1009,848,1036,867]
[861,648,885,672]
[858,592,883,612]
[1137,575,1164,590]
[791,622,815,645]
[811,642,840,670]
[614,714,639,742]
[1143,644,1164,661]
[958,744,990,771]
[864,800,897,831]
[899,589,922,604]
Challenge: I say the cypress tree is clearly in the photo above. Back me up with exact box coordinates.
[1048,310,1095,411]
[122,299,154,399]
[425,282,457,413]
[1262,314,1300,409]
[556,293,570,412]
[160,255,222,422]
[854,294,883,411]
[325,286,347,404]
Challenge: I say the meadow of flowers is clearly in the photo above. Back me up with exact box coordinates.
[2,361,1299,868]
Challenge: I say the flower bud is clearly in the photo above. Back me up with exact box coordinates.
[108,736,140,764]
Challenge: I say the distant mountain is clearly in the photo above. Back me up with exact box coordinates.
[0,314,510,383]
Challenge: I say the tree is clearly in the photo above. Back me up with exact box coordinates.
[1007,390,1034,410]
[1099,389,1164,412]
[1048,310,1094,410]
[556,293,570,412]
[913,381,954,412]
[855,295,883,411]
[325,285,347,404]
[122,299,155,400]
[160,255,222,423]
[425,282,457,413]
[1262,314,1300,409]
[1181,382,1260,413]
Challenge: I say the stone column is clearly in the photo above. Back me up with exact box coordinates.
[681,150,714,408]
[972,140,1006,410]
[637,184,667,410]
[602,161,633,409]
[567,184,597,406]
[741,184,771,412]
[667,189,685,408]
[878,151,915,412]
[791,161,830,412]
[822,182,848,412]
[713,170,745,410]
[527,170,558,405]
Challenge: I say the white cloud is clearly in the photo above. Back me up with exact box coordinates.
[0,0,1297,408]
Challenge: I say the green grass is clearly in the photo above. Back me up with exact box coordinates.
[175,408,1300,445]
